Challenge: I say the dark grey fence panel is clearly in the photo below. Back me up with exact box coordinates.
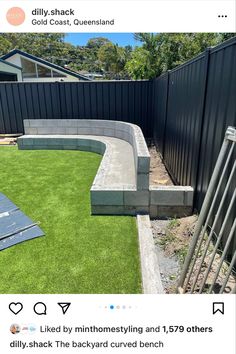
[195,40,236,253]
[152,37,236,212]
[159,54,207,188]
[0,83,24,133]
[152,37,236,259]
[196,40,236,209]
[0,80,153,137]
[153,72,169,156]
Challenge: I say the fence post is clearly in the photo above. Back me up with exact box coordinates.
[162,70,170,159]
[0,86,5,134]
[192,47,211,209]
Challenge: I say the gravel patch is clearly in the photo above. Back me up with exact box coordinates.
[151,219,180,293]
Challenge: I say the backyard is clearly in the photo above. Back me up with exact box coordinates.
[0,147,141,294]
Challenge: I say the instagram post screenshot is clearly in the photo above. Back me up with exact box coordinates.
[0,1,235,353]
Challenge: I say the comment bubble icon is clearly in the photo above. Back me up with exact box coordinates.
[33,302,47,315]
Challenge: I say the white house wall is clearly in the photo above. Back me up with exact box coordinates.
[5,54,22,67]
[0,61,22,81]
[4,53,80,82]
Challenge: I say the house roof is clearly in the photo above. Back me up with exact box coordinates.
[0,58,22,71]
[1,49,91,81]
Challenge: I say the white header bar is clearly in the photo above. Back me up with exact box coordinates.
[0,1,235,32]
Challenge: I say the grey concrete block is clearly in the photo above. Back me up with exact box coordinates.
[57,119,74,127]
[41,120,56,127]
[63,120,78,127]
[99,120,116,129]
[25,127,38,135]
[33,138,49,145]
[53,127,66,134]
[90,146,100,154]
[36,127,66,134]
[21,145,34,149]
[46,145,63,150]
[91,205,135,216]
[99,144,106,155]
[77,127,91,135]
[115,121,126,131]
[37,127,54,134]
[149,205,158,219]
[65,127,78,134]
[91,190,124,206]
[24,120,30,127]
[63,145,78,150]
[103,128,115,137]
[22,138,34,145]
[155,205,193,218]
[137,174,149,190]
[33,145,49,150]
[138,156,150,173]
[90,139,102,147]
[77,139,90,146]
[77,120,92,128]
[114,129,123,140]
[62,138,78,146]
[29,119,44,127]
[79,145,92,152]
[45,138,62,145]
[122,131,131,143]
[134,206,150,214]
[150,187,185,206]
[124,191,149,206]
[89,140,103,153]
[17,139,23,147]
[20,145,33,150]
[184,188,194,206]
[137,215,164,294]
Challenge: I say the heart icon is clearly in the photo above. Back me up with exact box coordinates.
[9,302,23,315]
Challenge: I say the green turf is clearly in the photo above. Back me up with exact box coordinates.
[0,147,141,294]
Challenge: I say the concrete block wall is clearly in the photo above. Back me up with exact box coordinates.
[18,135,106,155]
[20,120,194,217]
[149,186,194,218]
[24,119,150,191]
[90,185,193,217]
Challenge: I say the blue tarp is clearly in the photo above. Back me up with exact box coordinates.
[0,193,44,251]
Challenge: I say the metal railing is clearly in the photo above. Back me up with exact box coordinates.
[178,126,236,294]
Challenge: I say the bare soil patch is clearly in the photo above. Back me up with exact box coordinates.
[151,216,236,294]
[149,145,173,186]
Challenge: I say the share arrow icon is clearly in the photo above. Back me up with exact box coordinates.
[58,302,71,315]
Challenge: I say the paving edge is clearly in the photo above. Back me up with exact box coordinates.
[136,214,164,294]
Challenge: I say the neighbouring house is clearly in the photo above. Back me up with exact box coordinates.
[1,49,90,82]
[0,59,22,82]
[77,70,104,80]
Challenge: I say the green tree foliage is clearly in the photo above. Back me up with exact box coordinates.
[126,33,162,79]
[98,42,128,78]
[125,47,157,80]
[0,36,12,54]
[86,37,110,49]
[126,33,236,80]
[0,33,234,80]
[0,34,66,59]
[76,37,111,73]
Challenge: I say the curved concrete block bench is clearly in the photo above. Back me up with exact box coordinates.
[18,119,193,216]
[23,119,150,191]
[18,119,150,215]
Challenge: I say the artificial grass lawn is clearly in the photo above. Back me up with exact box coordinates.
[0,147,141,294]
